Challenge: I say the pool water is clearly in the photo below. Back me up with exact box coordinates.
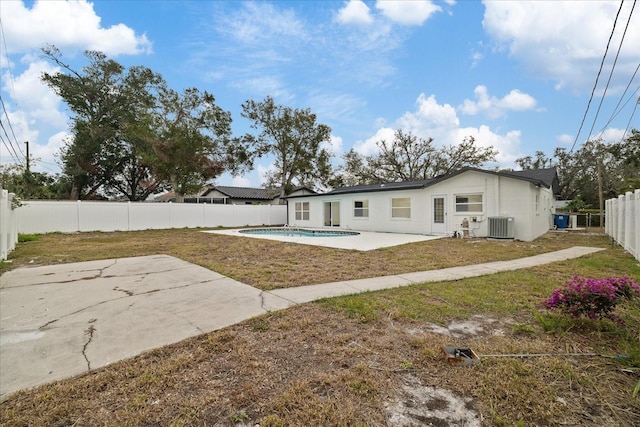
[239,228,360,238]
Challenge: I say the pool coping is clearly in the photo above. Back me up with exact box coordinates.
[203,228,444,251]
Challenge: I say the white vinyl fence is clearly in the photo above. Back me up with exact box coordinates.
[1,189,19,261]
[15,200,287,234]
[606,189,639,262]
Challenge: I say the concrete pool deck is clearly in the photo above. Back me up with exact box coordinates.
[0,246,605,399]
[204,228,445,250]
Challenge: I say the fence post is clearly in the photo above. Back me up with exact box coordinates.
[635,189,640,260]
[1,189,8,261]
[616,194,625,247]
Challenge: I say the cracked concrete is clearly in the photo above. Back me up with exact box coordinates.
[1,255,293,398]
[0,247,604,399]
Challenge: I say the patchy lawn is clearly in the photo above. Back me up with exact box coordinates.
[1,230,639,426]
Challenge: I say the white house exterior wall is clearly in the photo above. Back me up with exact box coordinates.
[287,170,555,241]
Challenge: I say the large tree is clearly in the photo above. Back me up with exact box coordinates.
[146,86,250,202]
[41,47,249,201]
[41,47,157,199]
[337,130,497,185]
[241,96,332,197]
[516,129,640,208]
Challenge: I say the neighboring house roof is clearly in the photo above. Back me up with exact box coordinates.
[204,186,281,200]
[153,191,176,202]
[202,185,317,200]
[288,167,560,198]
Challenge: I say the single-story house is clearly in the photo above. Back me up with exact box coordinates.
[285,167,561,242]
[182,185,316,205]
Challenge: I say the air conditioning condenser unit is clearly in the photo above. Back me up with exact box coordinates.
[488,217,514,239]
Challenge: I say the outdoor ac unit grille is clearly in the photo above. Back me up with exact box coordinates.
[489,217,515,239]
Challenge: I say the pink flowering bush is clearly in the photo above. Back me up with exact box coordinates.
[543,276,640,322]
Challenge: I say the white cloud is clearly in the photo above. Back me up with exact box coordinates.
[353,127,395,156]
[31,131,68,173]
[231,176,251,187]
[257,163,277,186]
[375,0,442,26]
[352,93,525,168]
[459,85,537,119]
[336,0,374,25]
[3,60,67,128]
[456,126,522,166]
[221,1,307,45]
[323,135,343,156]
[482,1,640,93]
[396,93,459,133]
[0,0,152,56]
[556,134,574,147]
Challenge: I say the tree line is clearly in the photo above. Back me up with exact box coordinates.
[1,47,638,209]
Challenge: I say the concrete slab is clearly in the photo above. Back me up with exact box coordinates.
[204,228,444,251]
[0,255,291,398]
[0,245,605,400]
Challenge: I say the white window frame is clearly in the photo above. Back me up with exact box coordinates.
[353,199,369,218]
[295,201,309,221]
[454,193,483,213]
[391,197,411,219]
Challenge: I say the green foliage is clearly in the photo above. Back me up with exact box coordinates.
[0,164,66,200]
[241,96,332,196]
[18,234,40,243]
[565,196,587,212]
[41,46,249,201]
[516,130,639,208]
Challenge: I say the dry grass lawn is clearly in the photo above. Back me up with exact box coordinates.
[1,229,639,426]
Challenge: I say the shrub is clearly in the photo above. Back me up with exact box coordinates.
[543,276,640,322]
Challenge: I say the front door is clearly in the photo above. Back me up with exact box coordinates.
[431,195,447,234]
[324,201,340,227]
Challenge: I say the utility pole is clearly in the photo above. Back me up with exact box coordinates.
[25,141,30,173]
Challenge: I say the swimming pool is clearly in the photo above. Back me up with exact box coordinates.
[239,227,360,238]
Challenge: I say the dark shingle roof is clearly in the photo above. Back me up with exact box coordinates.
[502,168,560,194]
[212,186,280,200]
[291,167,560,198]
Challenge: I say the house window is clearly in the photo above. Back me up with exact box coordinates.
[392,197,411,218]
[433,197,445,223]
[455,194,483,213]
[354,200,369,218]
[295,202,309,221]
[535,194,540,214]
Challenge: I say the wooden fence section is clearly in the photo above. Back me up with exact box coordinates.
[16,201,287,234]
[606,189,639,262]
[0,189,19,261]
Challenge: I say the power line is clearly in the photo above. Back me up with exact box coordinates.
[596,64,640,134]
[0,16,18,111]
[586,0,637,142]
[0,134,21,164]
[0,95,24,157]
[570,0,625,152]
[620,96,639,141]
[0,16,26,165]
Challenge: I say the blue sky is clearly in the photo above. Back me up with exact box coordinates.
[1,0,638,188]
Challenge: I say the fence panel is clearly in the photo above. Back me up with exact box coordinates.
[606,189,639,261]
[128,203,173,230]
[15,201,287,234]
[17,201,79,233]
[1,189,18,261]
